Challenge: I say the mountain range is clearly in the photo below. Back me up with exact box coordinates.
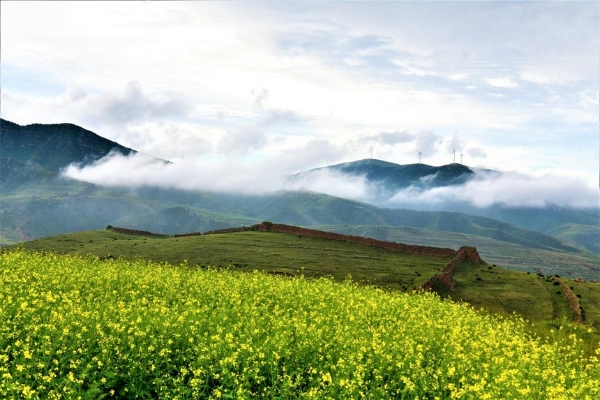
[1,118,598,279]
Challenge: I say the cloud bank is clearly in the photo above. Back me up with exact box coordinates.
[386,171,599,209]
[62,152,599,209]
[61,148,365,199]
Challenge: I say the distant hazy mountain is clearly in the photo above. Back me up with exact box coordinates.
[294,158,475,190]
[294,157,599,255]
[1,119,597,277]
[0,118,136,172]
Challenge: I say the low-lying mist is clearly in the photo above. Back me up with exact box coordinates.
[385,170,599,209]
[62,152,599,210]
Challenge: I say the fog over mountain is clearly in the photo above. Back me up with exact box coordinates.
[62,151,599,210]
[384,170,598,209]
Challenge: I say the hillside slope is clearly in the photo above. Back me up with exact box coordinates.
[10,227,600,329]
[319,224,600,281]
[0,118,136,172]
[221,191,584,254]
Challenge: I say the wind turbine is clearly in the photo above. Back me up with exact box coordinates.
[460,152,464,165]
[451,148,457,164]
[417,149,422,164]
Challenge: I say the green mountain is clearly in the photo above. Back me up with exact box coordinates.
[0,118,136,172]
[295,158,599,255]
[1,119,597,278]
[546,223,600,255]
[294,158,475,190]
[205,191,579,253]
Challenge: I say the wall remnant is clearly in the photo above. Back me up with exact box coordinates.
[421,246,482,292]
[106,226,169,238]
[550,276,584,323]
[252,221,456,258]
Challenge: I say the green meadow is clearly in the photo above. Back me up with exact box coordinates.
[13,229,452,291]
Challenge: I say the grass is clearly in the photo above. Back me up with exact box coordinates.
[1,249,598,399]
[13,229,450,291]
[449,262,555,321]
[546,223,600,255]
[572,280,600,329]
[319,224,600,281]
[9,228,600,334]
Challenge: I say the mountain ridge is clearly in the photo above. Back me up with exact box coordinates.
[297,158,475,190]
[1,119,597,278]
[0,118,137,172]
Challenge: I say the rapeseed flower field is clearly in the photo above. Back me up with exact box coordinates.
[1,249,598,399]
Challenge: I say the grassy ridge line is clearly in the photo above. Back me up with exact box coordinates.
[1,249,598,399]
[106,225,170,238]
[109,222,486,293]
[249,221,457,257]
[111,221,458,258]
[244,223,485,293]
[12,229,450,292]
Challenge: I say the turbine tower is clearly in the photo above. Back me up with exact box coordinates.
[451,148,457,164]
[417,149,422,164]
[460,152,464,165]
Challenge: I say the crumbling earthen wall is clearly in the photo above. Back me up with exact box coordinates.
[106,223,484,294]
[106,225,169,238]
[550,276,583,323]
[253,221,456,258]
[173,232,202,238]
[203,227,252,235]
[421,246,482,292]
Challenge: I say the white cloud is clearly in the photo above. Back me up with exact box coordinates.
[1,1,598,187]
[485,78,518,88]
[367,131,415,146]
[62,151,598,211]
[285,169,371,202]
[123,121,215,161]
[387,171,599,209]
[62,152,285,194]
[65,82,190,126]
[466,147,487,159]
[1,82,189,127]
[61,139,351,195]
[218,125,268,155]
[416,130,442,155]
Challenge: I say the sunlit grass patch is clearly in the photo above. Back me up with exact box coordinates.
[1,249,598,399]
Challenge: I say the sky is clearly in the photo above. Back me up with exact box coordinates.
[2,1,599,191]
